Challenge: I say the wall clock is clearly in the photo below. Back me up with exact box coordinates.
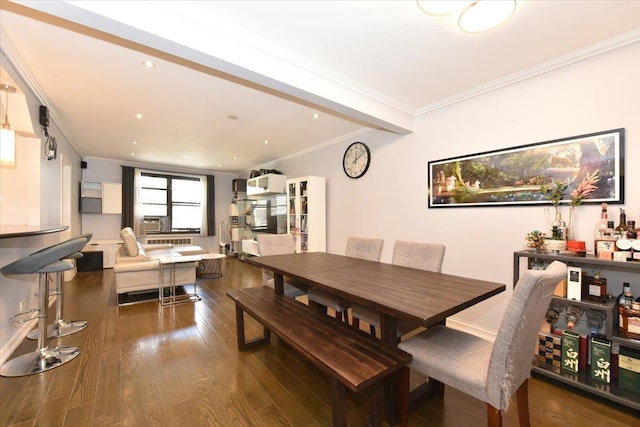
[342,142,370,179]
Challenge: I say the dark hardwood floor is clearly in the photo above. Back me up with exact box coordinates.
[1,257,638,426]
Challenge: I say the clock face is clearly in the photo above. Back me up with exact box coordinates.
[342,142,370,179]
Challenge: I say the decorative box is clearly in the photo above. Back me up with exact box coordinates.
[618,347,640,393]
[619,306,640,340]
[537,332,561,372]
[590,337,611,383]
[561,329,581,373]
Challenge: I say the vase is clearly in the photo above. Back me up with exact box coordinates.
[568,207,576,241]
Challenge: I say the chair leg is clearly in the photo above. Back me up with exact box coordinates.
[487,404,502,427]
[353,317,360,330]
[517,379,531,427]
[369,324,376,336]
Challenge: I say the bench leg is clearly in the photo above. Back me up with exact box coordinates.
[235,305,271,351]
[330,377,347,427]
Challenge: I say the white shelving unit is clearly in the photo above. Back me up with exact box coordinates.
[286,176,326,253]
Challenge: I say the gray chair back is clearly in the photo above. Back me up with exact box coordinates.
[486,260,567,411]
[345,237,383,261]
[391,241,445,272]
[2,237,89,275]
[256,234,296,284]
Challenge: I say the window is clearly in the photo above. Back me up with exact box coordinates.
[140,172,203,233]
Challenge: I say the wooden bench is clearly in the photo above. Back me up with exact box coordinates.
[227,286,411,427]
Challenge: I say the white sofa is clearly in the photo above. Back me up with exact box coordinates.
[113,227,207,295]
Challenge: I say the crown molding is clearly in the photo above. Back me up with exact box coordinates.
[417,28,640,116]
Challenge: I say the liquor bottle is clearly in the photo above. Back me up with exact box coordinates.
[627,221,637,239]
[618,283,633,332]
[587,309,605,337]
[566,305,582,330]
[594,203,609,256]
[587,274,607,303]
[614,208,628,240]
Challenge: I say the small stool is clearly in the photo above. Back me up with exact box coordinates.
[27,235,90,340]
[0,237,88,377]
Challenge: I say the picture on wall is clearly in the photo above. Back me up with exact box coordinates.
[428,128,624,208]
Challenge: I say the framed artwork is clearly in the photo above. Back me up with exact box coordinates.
[428,128,624,208]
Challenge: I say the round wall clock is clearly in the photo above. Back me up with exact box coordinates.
[342,142,371,179]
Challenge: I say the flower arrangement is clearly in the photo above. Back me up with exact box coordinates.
[526,230,547,250]
[541,179,568,212]
[570,169,600,207]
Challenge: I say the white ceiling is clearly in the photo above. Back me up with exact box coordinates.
[1,1,639,174]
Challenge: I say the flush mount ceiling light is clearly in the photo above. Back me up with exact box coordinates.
[0,82,17,168]
[417,0,516,33]
[458,0,516,33]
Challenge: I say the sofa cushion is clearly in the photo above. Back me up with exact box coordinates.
[120,227,139,257]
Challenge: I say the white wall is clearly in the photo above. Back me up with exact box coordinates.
[0,53,83,363]
[80,156,237,252]
[274,42,640,334]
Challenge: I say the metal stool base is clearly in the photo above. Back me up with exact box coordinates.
[27,320,88,340]
[0,345,79,377]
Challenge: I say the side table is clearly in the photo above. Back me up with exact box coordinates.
[198,253,226,279]
[158,255,202,306]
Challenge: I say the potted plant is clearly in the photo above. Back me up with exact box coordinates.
[526,230,547,253]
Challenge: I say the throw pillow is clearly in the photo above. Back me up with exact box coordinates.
[120,227,139,257]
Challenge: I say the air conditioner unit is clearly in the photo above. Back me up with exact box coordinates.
[144,217,161,233]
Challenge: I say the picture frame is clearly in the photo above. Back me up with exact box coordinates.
[427,128,624,208]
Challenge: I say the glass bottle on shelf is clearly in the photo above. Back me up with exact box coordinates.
[593,203,609,256]
[587,273,607,303]
[566,305,582,330]
[545,300,563,326]
[587,309,606,338]
[614,208,628,240]
[627,220,637,239]
[618,283,633,332]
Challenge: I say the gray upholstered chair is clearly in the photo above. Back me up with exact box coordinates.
[0,236,89,376]
[351,240,446,336]
[398,261,568,426]
[306,236,383,322]
[256,234,308,298]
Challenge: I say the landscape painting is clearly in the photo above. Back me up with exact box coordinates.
[428,128,624,208]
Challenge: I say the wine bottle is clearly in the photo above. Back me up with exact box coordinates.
[566,305,582,330]
[594,203,609,256]
[614,208,628,240]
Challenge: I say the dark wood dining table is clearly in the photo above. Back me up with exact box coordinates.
[247,251,506,425]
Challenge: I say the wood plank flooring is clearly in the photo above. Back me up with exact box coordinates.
[1,257,638,426]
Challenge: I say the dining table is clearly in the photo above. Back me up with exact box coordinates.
[247,251,506,425]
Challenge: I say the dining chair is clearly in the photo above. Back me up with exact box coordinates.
[306,236,383,322]
[351,240,446,336]
[398,260,568,426]
[256,234,308,298]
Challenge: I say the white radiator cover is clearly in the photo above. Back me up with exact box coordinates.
[144,236,193,246]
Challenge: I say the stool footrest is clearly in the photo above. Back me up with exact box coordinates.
[9,309,38,324]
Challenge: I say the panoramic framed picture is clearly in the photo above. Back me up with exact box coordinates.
[427,128,625,208]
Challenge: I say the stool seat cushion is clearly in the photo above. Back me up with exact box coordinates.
[2,238,88,275]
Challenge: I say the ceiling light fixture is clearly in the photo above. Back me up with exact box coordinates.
[264,139,269,144]
[0,82,17,168]
[313,113,319,119]
[417,0,516,33]
[142,60,155,68]
[136,113,143,119]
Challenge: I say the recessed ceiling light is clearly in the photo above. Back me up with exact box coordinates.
[218,164,222,168]
[313,113,319,119]
[142,60,155,68]
[131,140,138,145]
[130,152,135,156]
[264,140,269,144]
[233,156,238,160]
[136,113,143,119]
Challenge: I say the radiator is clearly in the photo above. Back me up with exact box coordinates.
[144,237,193,246]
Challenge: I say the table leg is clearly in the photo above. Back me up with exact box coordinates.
[274,273,284,296]
[330,377,347,427]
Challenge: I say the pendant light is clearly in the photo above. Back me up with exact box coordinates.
[0,82,16,167]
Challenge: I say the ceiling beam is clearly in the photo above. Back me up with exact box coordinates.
[16,0,415,135]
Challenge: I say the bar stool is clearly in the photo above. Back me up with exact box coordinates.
[27,235,91,340]
[0,237,88,377]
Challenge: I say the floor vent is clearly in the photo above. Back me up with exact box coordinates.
[145,237,193,246]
